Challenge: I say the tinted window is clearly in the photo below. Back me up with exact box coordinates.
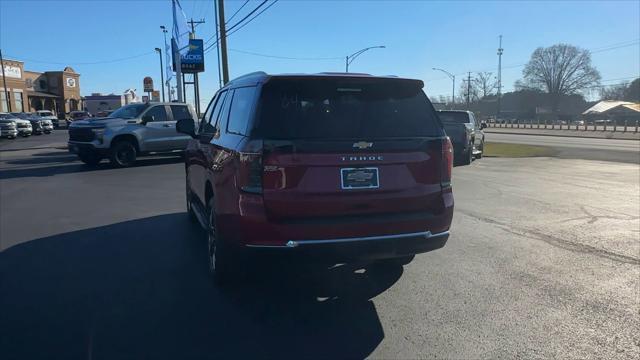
[110,104,148,119]
[144,106,168,122]
[255,79,441,139]
[217,90,233,132]
[438,111,470,124]
[201,91,227,134]
[227,86,256,135]
[170,105,192,122]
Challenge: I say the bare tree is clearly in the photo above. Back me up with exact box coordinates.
[599,82,628,100]
[521,44,600,115]
[474,72,498,98]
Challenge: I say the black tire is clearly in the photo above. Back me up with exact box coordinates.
[461,142,473,165]
[109,140,137,168]
[376,255,415,267]
[206,198,235,285]
[476,140,484,159]
[78,151,102,166]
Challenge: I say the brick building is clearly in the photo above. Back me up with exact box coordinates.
[1,59,81,118]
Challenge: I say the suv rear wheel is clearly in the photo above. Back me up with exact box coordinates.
[110,140,137,167]
[461,141,473,165]
[207,198,235,284]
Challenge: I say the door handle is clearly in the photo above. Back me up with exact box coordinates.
[162,124,172,127]
[211,164,222,172]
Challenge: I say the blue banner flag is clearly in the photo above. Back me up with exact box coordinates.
[172,0,190,55]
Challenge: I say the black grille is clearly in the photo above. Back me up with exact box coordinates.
[69,128,95,142]
[17,123,29,128]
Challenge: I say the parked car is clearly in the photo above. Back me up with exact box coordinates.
[95,110,114,118]
[0,113,32,137]
[437,110,485,165]
[67,111,93,126]
[0,118,18,139]
[34,110,60,128]
[67,102,197,167]
[176,72,454,284]
[12,112,46,135]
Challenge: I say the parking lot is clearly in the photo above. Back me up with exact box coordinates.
[1,132,639,359]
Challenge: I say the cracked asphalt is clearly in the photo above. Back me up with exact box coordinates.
[1,132,639,359]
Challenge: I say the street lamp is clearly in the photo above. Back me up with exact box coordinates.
[155,48,165,102]
[345,45,385,73]
[432,67,455,105]
[160,25,170,101]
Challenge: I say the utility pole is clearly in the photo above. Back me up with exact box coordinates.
[497,35,503,118]
[0,49,11,112]
[466,72,472,109]
[187,18,205,114]
[213,0,222,88]
[155,48,165,102]
[217,0,230,84]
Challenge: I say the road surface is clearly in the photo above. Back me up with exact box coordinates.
[1,132,638,359]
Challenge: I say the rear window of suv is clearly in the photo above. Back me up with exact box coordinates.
[438,111,470,124]
[254,78,442,139]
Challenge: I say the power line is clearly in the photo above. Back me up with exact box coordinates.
[4,51,155,66]
[226,0,250,24]
[228,48,342,60]
[226,0,268,33]
[204,0,278,53]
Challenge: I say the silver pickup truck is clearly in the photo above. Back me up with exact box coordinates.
[68,102,197,167]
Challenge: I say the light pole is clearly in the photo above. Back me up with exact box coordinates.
[160,25,171,101]
[154,48,165,102]
[432,67,455,105]
[345,46,385,72]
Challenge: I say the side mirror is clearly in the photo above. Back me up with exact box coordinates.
[480,122,487,129]
[141,115,153,124]
[176,118,197,138]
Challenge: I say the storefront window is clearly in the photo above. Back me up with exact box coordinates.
[1,91,8,112]
[14,91,24,113]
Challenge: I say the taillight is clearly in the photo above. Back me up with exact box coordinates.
[441,137,453,188]
[238,152,263,194]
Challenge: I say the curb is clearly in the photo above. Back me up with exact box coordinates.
[484,130,640,141]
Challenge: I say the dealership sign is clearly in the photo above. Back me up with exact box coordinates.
[173,39,204,73]
[2,65,22,79]
[143,77,154,92]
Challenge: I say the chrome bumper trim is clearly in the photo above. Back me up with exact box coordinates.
[245,230,450,248]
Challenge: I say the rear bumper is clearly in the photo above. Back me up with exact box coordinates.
[245,230,449,261]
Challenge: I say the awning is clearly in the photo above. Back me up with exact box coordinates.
[27,91,58,98]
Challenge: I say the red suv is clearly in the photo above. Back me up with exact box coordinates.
[177,72,454,283]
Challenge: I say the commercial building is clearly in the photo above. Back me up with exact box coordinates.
[83,90,139,115]
[1,59,81,117]
[582,100,640,124]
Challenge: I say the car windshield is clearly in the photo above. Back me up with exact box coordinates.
[438,112,470,124]
[0,113,18,119]
[39,111,53,116]
[109,104,148,119]
[255,78,442,139]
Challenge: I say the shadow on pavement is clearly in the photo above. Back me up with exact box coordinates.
[0,156,184,180]
[0,213,398,359]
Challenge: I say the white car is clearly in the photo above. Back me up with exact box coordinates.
[34,110,60,128]
[0,113,32,137]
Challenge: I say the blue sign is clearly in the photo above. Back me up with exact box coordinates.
[173,39,204,73]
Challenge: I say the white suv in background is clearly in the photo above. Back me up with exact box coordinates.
[34,110,60,128]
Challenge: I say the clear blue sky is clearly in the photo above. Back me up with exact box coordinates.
[1,0,638,107]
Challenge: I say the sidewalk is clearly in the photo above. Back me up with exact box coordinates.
[484,127,640,140]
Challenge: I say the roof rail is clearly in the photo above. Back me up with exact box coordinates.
[228,71,267,84]
[317,72,372,76]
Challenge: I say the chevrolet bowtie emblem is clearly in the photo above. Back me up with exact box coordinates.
[353,141,373,149]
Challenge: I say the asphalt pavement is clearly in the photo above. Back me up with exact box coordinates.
[1,132,639,359]
[487,132,640,163]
